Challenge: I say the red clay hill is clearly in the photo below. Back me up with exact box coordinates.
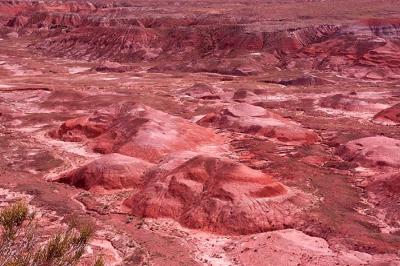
[50,102,225,163]
[1,0,400,264]
[125,155,310,234]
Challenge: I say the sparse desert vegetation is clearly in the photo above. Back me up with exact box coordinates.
[0,202,103,266]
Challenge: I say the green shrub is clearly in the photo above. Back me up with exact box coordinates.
[0,201,32,240]
[94,257,105,266]
[0,201,101,266]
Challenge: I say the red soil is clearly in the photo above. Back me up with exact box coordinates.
[125,155,309,234]
[373,103,400,125]
[1,0,400,264]
[57,153,154,191]
[51,102,225,163]
[337,136,400,168]
[198,103,319,144]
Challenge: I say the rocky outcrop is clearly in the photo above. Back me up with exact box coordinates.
[198,103,319,144]
[125,155,309,234]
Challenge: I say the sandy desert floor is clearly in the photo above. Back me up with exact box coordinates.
[0,0,400,265]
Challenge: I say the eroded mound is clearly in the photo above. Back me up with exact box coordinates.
[93,61,135,73]
[336,133,400,233]
[319,93,388,113]
[373,103,400,125]
[198,103,319,144]
[50,102,225,162]
[293,20,400,79]
[125,155,309,234]
[232,87,260,102]
[57,153,154,191]
[180,83,221,100]
[364,173,400,227]
[229,229,400,265]
[269,75,333,86]
[337,136,400,168]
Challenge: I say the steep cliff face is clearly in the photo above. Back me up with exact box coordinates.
[34,26,161,61]
[0,0,95,16]
[29,21,340,66]
[3,5,399,80]
[284,19,400,79]
[0,0,34,16]
[362,18,400,38]
[7,12,83,28]
[0,0,96,35]
[263,24,340,55]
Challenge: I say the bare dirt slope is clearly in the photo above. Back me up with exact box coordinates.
[0,0,400,265]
